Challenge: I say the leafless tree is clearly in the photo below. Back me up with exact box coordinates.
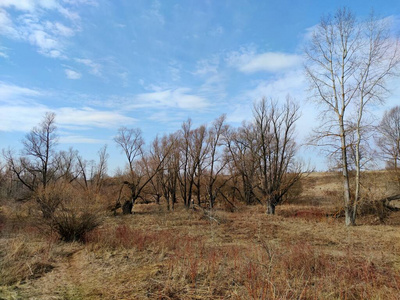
[5,112,58,193]
[2,112,70,217]
[206,115,230,208]
[252,97,302,214]
[163,134,180,210]
[148,136,167,205]
[305,8,400,225]
[76,145,109,194]
[93,145,109,194]
[224,98,303,213]
[225,124,259,205]
[191,125,209,206]
[177,119,208,208]
[114,127,170,214]
[54,148,79,184]
[147,133,181,210]
[377,106,400,185]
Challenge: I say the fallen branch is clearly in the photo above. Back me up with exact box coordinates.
[380,194,400,212]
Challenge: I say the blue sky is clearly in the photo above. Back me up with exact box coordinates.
[1,0,400,172]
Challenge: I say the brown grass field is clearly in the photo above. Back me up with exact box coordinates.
[1,171,400,299]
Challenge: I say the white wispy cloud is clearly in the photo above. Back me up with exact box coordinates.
[56,107,136,128]
[227,69,307,123]
[0,9,19,38]
[58,135,107,144]
[65,68,82,79]
[0,104,136,132]
[0,0,58,12]
[0,81,43,104]
[0,82,136,133]
[0,0,86,59]
[227,48,302,73]
[134,87,210,110]
[27,29,65,58]
[61,0,98,7]
[75,58,102,76]
[45,21,75,36]
[0,104,49,131]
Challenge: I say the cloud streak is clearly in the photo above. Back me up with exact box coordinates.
[227,49,302,73]
[65,69,82,79]
[134,88,210,110]
[0,81,43,104]
[0,82,136,132]
[75,58,102,76]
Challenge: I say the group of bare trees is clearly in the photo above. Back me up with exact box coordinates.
[113,97,304,214]
[2,112,109,218]
[0,96,303,218]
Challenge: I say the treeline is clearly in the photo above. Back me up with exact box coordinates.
[0,97,304,221]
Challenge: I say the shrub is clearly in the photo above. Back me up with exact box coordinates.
[51,209,101,242]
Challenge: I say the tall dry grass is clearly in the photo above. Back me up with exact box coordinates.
[2,169,400,299]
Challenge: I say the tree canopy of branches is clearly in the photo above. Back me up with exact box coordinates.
[114,127,170,214]
[4,112,58,194]
[2,112,112,219]
[377,106,400,185]
[230,97,303,214]
[305,7,400,225]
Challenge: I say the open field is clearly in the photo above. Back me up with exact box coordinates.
[1,171,400,299]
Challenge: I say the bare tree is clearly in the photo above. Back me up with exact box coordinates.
[252,97,302,214]
[54,148,79,184]
[93,145,109,194]
[75,145,109,194]
[163,134,180,210]
[305,8,400,225]
[206,115,230,208]
[148,136,167,205]
[114,127,145,214]
[177,119,208,208]
[7,112,58,192]
[114,127,170,214]
[225,124,259,205]
[377,106,400,185]
[147,134,181,211]
[2,112,66,217]
[191,125,209,206]
[224,98,303,213]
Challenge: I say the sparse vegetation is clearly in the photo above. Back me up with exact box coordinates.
[2,188,400,299]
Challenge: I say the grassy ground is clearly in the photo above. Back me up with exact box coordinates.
[1,172,400,299]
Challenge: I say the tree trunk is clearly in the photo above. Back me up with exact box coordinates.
[339,117,355,226]
[344,206,356,226]
[165,194,170,211]
[266,201,275,215]
[209,195,215,209]
[122,200,133,214]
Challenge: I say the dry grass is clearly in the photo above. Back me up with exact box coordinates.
[1,172,400,299]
